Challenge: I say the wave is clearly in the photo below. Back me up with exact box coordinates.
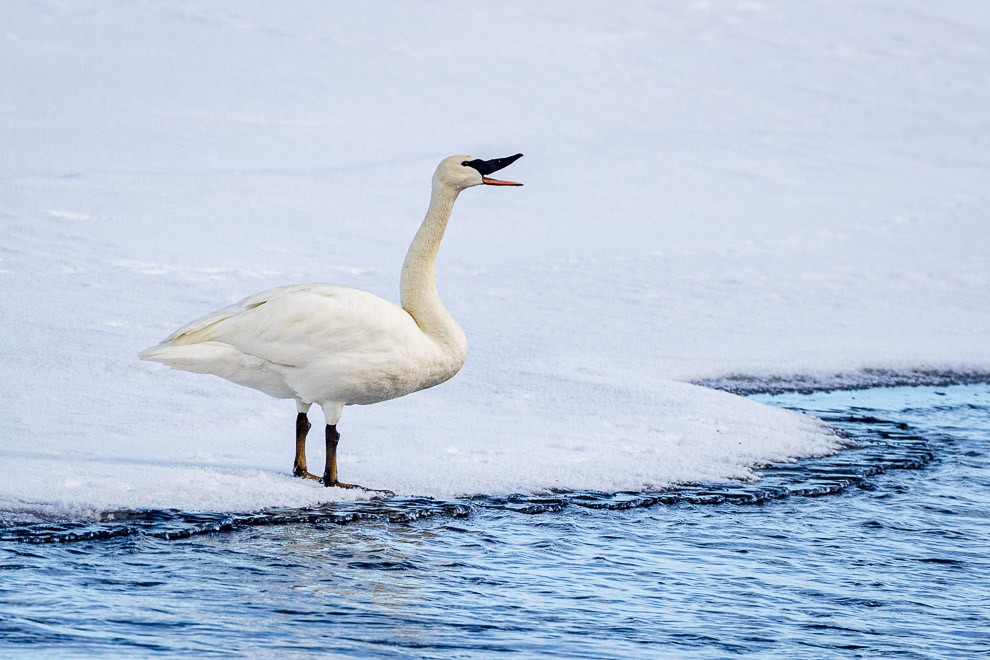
[695,367,990,395]
[1,408,934,544]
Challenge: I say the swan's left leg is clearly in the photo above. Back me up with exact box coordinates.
[319,402,353,488]
[292,400,320,481]
[323,423,349,488]
[322,424,391,494]
[320,403,395,495]
[318,402,392,495]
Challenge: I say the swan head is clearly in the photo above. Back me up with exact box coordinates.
[434,153,523,191]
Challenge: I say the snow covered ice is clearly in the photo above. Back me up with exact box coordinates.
[1,2,988,517]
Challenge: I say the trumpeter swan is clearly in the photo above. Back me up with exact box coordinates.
[139,153,523,489]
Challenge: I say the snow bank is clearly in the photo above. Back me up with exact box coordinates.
[0,378,834,515]
[1,2,987,516]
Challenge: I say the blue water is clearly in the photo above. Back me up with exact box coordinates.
[2,384,988,657]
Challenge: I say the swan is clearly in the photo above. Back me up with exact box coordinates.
[139,153,523,490]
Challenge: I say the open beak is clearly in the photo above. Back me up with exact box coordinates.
[464,153,524,186]
[482,176,522,186]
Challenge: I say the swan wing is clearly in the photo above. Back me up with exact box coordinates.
[160,284,421,368]
[161,284,318,344]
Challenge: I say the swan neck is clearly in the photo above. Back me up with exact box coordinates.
[400,182,464,349]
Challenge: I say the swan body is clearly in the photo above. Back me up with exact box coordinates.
[139,153,523,488]
[139,282,466,407]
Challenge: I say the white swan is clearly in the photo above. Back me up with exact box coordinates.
[140,153,523,489]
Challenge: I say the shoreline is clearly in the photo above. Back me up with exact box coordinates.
[695,368,990,396]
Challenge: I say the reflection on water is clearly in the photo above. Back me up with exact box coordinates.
[1,384,988,657]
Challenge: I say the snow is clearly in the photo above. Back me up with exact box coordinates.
[1,1,987,517]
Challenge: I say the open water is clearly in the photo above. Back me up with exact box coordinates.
[1,383,988,658]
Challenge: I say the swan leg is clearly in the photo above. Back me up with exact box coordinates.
[319,402,350,487]
[321,424,393,495]
[293,403,320,481]
[321,424,354,488]
[317,402,392,494]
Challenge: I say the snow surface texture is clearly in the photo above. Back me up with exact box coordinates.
[1,2,987,516]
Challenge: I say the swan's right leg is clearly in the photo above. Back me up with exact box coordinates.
[293,400,320,481]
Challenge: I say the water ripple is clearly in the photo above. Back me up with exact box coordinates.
[1,384,987,658]
[1,410,934,544]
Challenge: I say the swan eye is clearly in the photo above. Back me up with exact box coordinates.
[461,161,469,167]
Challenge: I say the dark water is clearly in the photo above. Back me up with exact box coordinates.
[2,384,988,658]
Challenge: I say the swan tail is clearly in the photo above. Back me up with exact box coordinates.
[138,341,244,374]
[139,341,297,399]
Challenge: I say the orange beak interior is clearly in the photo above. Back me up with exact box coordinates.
[482,176,523,187]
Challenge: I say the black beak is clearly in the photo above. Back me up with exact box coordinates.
[464,153,524,186]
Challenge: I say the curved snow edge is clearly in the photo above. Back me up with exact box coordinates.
[695,368,990,396]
